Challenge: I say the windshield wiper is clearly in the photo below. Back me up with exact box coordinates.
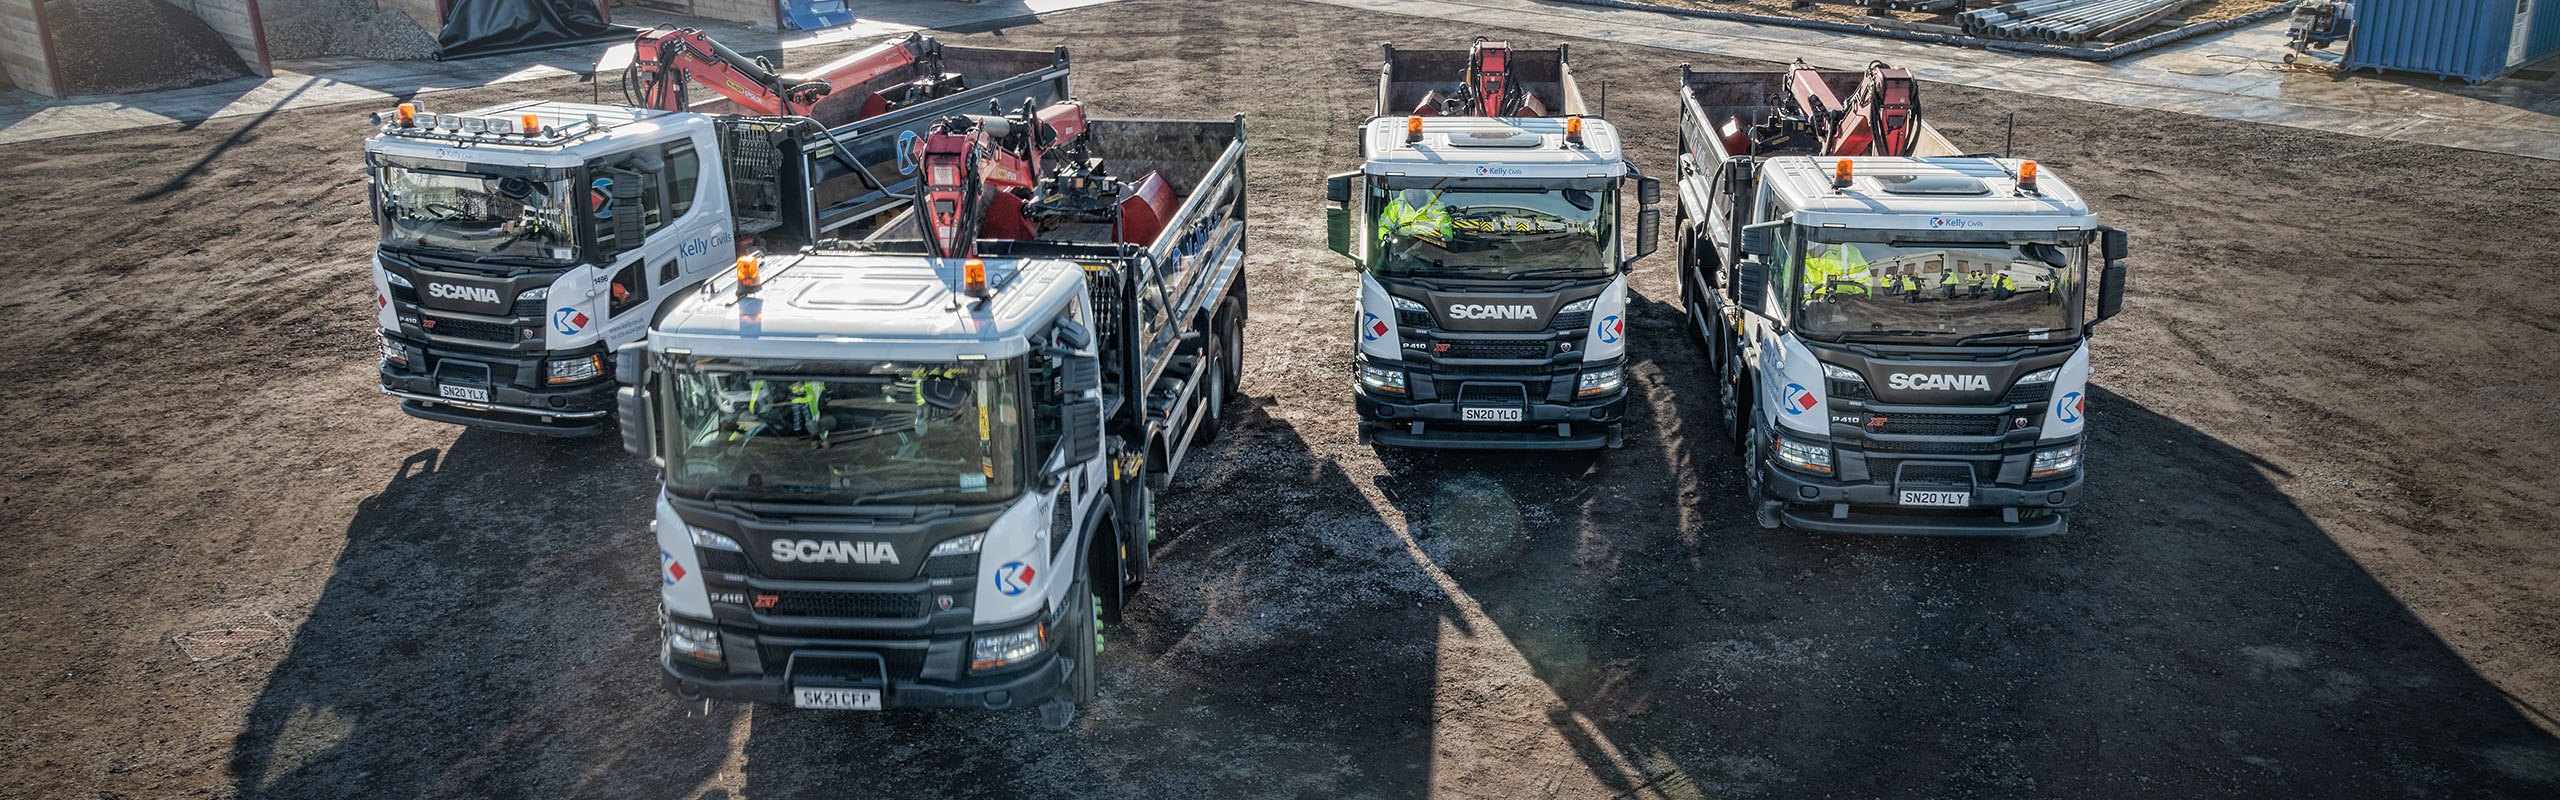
[847,485,989,506]
[1950,329,2070,346]
[1505,266,1609,279]
[702,484,837,501]
[1834,330,1948,343]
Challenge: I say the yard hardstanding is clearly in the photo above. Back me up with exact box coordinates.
[1675,60,2131,535]
[1323,39,1663,450]
[367,32,1069,436]
[618,113,1248,728]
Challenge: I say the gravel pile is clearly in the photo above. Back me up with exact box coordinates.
[257,0,440,60]
[45,0,252,95]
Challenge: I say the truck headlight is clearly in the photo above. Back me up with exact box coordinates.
[1389,295,1427,312]
[2031,443,2082,479]
[1577,365,1623,397]
[384,270,413,289]
[1559,297,1598,314]
[1358,362,1407,395]
[929,533,984,557]
[688,527,743,552]
[970,620,1048,672]
[1772,435,1833,475]
[516,286,549,302]
[1821,362,1862,382]
[665,619,723,665]
[547,354,603,385]
[379,333,408,366]
[2018,366,2061,384]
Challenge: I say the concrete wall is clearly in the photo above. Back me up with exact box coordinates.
[679,0,778,28]
[172,0,269,76]
[0,0,60,96]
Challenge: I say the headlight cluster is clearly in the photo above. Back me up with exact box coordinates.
[384,271,413,289]
[1558,297,1598,314]
[2031,443,2082,480]
[1577,365,1623,397]
[1773,435,1833,475]
[971,621,1047,672]
[379,333,408,367]
[1821,362,1863,382]
[516,286,549,302]
[547,354,603,385]
[1357,362,1406,395]
[929,533,985,557]
[665,619,723,665]
[688,527,743,552]
[2018,366,2062,384]
[1389,296,1427,312]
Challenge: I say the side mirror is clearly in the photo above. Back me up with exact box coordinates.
[613,341,649,387]
[1325,172,1355,206]
[1636,175,1662,206]
[1052,317,1092,351]
[2094,261,2126,325]
[1734,258,1770,316]
[616,385,653,460]
[1055,352,1101,394]
[2100,226,2129,262]
[1738,221,1781,257]
[1630,207,1660,265]
[1060,397,1104,467]
[1325,206,1354,258]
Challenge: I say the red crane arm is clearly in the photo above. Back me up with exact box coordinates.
[629,29,934,118]
[1831,62,1921,157]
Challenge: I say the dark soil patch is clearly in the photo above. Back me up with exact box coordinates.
[46,0,251,95]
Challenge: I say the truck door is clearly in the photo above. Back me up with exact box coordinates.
[589,136,725,346]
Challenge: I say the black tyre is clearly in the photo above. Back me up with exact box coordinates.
[1218,304,1243,402]
[1719,361,1749,455]
[1196,349,1225,444]
[1067,571,1099,707]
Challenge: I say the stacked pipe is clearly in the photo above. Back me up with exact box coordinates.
[1959,0,2194,42]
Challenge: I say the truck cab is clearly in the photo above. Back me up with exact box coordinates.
[369,102,734,436]
[1678,65,2129,535]
[1325,41,1659,450]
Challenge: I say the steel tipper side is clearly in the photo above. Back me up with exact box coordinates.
[1323,40,1661,450]
[368,37,1069,436]
[1675,64,2130,536]
[616,117,1246,728]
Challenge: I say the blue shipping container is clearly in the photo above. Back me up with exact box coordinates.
[2345,0,2560,83]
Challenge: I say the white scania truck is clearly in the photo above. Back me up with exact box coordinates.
[1323,39,1659,450]
[1676,61,2129,535]
[366,33,1068,435]
[619,115,1247,727]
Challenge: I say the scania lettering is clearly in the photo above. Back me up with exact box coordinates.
[1323,38,1660,450]
[368,30,1071,436]
[1675,61,2131,535]
[622,114,1248,728]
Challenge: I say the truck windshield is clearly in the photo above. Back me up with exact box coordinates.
[374,158,577,264]
[659,358,1027,505]
[1791,236,2082,342]
[1371,184,1614,279]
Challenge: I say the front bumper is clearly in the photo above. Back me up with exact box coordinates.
[1759,462,2081,537]
[661,628,1071,710]
[1356,389,1626,450]
[379,354,613,437]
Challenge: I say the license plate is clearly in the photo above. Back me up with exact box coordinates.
[437,383,490,403]
[793,687,883,710]
[1898,490,1971,507]
[1460,407,1523,422]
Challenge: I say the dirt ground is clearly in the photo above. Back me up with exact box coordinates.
[2,0,2557,797]
[1630,0,2280,42]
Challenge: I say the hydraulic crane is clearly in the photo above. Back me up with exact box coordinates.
[1782,59,1923,157]
[628,28,957,120]
[1409,37,1551,118]
[910,99,1176,259]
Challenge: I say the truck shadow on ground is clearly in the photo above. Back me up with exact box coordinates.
[1372,290,2560,797]
[727,395,1448,799]
[226,429,740,799]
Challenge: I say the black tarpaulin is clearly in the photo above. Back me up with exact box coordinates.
[435,0,628,60]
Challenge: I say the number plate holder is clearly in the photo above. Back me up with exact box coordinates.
[1897,490,1971,507]
[1460,406,1524,422]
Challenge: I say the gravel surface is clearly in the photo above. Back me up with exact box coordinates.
[0,0,2555,797]
[45,0,252,95]
[258,0,441,60]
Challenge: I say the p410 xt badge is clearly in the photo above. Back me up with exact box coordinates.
[770,538,900,565]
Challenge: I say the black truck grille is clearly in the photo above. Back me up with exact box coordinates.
[698,549,754,575]
[1552,310,1589,330]
[1872,459,1991,485]
[424,316,517,343]
[762,589,927,619]
[2004,382,2054,405]
[759,643,928,683]
[1396,308,1433,328]
[1870,413,2005,436]
[1828,378,1872,402]
[1437,341,1548,360]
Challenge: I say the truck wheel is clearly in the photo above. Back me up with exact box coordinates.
[1719,362,1748,455]
[1217,305,1243,402]
[1742,430,1781,530]
[1068,571,1100,708]
[1196,347,1226,445]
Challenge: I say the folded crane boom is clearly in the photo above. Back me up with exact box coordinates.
[630,28,950,119]
[912,99,1176,259]
[1410,38,1551,118]
[1779,59,1924,157]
